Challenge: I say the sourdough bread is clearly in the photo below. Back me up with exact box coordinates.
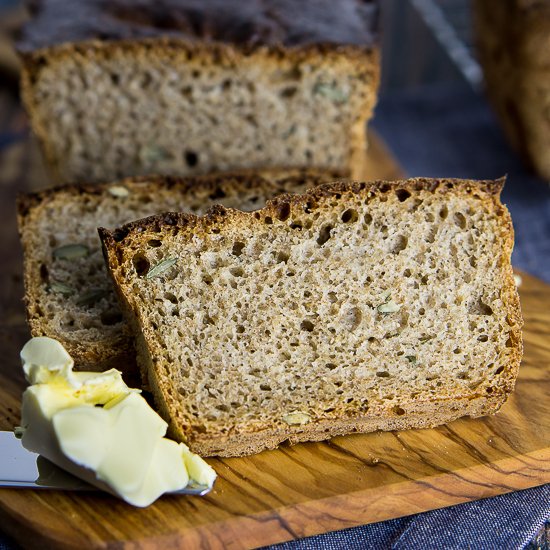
[99,177,523,457]
[17,171,332,375]
[18,0,379,184]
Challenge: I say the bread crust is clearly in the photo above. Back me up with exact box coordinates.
[19,38,380,182]
[100,177,523,456]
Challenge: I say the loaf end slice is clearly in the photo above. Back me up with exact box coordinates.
[17,170,334,376]
[19,37,379,184]
[100,177,523,456]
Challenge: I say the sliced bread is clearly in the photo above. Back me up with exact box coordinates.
[18,0,379,183]
[99,177,523,457]
[18,171,333,375]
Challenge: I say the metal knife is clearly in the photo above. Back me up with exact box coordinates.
[0,431,211,495]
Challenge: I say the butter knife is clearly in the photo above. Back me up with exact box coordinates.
[0,431,211,495]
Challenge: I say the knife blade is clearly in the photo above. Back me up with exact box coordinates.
[0,431,211,495]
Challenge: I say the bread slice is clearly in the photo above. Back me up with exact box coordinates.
[99,177,523,457]
[17,170,334,376]
[18,0,379,184]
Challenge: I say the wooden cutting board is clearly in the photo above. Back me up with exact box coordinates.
[0,112,548,549]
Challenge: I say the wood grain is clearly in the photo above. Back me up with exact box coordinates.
[0,105,548,549]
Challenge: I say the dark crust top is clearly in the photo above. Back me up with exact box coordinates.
[100,177,507,245]
[16,169,341,220]
[18,0,379,52]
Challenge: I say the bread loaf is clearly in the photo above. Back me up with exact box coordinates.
[473,0,550,181]
[17,171,331,375]
[99,177,523,457]
[18,0,379,184]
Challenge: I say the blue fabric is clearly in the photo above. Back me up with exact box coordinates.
[266,485,550,550]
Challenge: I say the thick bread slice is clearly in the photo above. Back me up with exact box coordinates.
[17,170,333,375]
[99,178,523,457]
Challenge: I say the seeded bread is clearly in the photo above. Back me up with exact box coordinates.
[18,0,379,184]
[473,0,550,181]
[17,170,334,376]
[99,177,523,457]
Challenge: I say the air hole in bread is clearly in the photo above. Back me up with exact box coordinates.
[494,366,504,375]
[470,298,493,315]
[202,273,213,285]
[341,208,358,223]
[236,325,245,334]
[403,268,412,277]
[425,227,437,243]
[276,203,291,221]
[478,334,489,342]
[364,212,373,225]
[394,406,405,416]
[342,307,362,331]
[260,384,271,391]
[317,224,333,245]
[300,320,314,332]
[147,239,162,248]
[184,150,199,167]
[326,363,337,370]
[132,254,150,276]
[40,264,49,282]
[264,216,273,225]
[232,241,245,256]
[396,189,411,202]
[454,212,467,229]
[376,371,390,378]
[164,292,178,304]
[208,186,226,200]
[100,310,123,326]
[280,86,297,98]
[392,234,408,254]
[439,206,449,219]
[230,267,244,277]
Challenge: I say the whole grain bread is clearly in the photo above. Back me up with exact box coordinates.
[18,0,379,184]
[99,177,523,457]
[17,170,334,377]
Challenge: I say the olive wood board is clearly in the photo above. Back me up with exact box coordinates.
[0,125,548,549]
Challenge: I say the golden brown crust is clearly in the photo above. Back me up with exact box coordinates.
[100,176,523,457]
[102,176,507,244]
[19,38,380,183]
[187,393,507,457]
